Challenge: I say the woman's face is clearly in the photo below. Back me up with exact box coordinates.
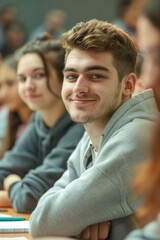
[137,16,160,52]
[17,53,62,112]
[0,65,25,111]
[135,15,160,107]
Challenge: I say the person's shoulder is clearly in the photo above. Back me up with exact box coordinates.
[67,123,84,134]
[125,218,160,240]
[62,123,85,143]
[17,113,37,138]
[29,24,47,41]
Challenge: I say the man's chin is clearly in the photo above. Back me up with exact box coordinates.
[69,114,85,124]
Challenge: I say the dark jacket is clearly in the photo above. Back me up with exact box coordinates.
[0,112,84,213]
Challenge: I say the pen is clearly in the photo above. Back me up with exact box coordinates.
[0,209,8,212]
[0,216,25,221]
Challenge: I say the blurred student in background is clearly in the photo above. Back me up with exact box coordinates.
[125,0,160,239]
[112,0,146,39]
[0,5,17,49]
[29,9,67,41]
[0,5,27,58]
[0,21,27,58]
[0,62,33,157]
[0,34,84,213]
[133,0,160,110]
[0,52,7,146]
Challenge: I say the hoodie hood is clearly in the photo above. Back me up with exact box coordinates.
[103,89,159,141]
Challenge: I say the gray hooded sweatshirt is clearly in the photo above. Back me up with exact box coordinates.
[0,112,84,213]
[29,90,159,240]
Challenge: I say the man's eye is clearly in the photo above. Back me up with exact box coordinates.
[92,75,99,79]
[65,75,77,81]
[91,74,102,80]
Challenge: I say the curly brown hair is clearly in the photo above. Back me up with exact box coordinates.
[61,19,138,81]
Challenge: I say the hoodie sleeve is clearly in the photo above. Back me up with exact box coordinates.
[29,120,153,238]
[8,123,84,213]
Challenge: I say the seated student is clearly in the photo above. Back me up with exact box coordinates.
[0,34,84,213]
[29,19,158,240]
[28,8,66,42]
[0,62,33,158]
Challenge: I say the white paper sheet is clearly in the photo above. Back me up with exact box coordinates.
[0,221,29,232]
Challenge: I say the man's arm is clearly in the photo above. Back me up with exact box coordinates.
[29,121,151,238]
[30,162,131,237]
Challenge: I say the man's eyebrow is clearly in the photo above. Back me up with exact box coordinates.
[63,65,111,73]
[86,66,110,72]
[63,67,76,73]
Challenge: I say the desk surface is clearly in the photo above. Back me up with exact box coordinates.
[0,207,32,239]
[0,208,75,240]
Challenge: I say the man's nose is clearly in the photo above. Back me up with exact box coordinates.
[73,76,89,94]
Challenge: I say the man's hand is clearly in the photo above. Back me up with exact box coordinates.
[76,221,111,240]
[3,174,21,191]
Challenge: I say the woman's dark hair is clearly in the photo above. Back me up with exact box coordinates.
[118,0,133,17]
[16,33,65,98]
[0,112,22,158]
[0,61,32,159]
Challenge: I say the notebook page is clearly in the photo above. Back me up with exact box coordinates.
[0,214,12,217]
[0,221,29,232]
[0,238,28,240]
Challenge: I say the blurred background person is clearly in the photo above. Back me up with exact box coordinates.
[0,51,7,149]
[0,52,3,62]
[0,21,27,58]
[112,0,147,39]
[29,8,67,41]
[125,0,160,239]
[133,0,160,110]
[0,60,33,158]
[0,4,17,50]
[0,98,8,150]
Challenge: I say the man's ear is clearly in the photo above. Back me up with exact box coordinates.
[122,73,137,97]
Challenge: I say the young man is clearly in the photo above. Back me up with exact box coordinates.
[29,19,158,240]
